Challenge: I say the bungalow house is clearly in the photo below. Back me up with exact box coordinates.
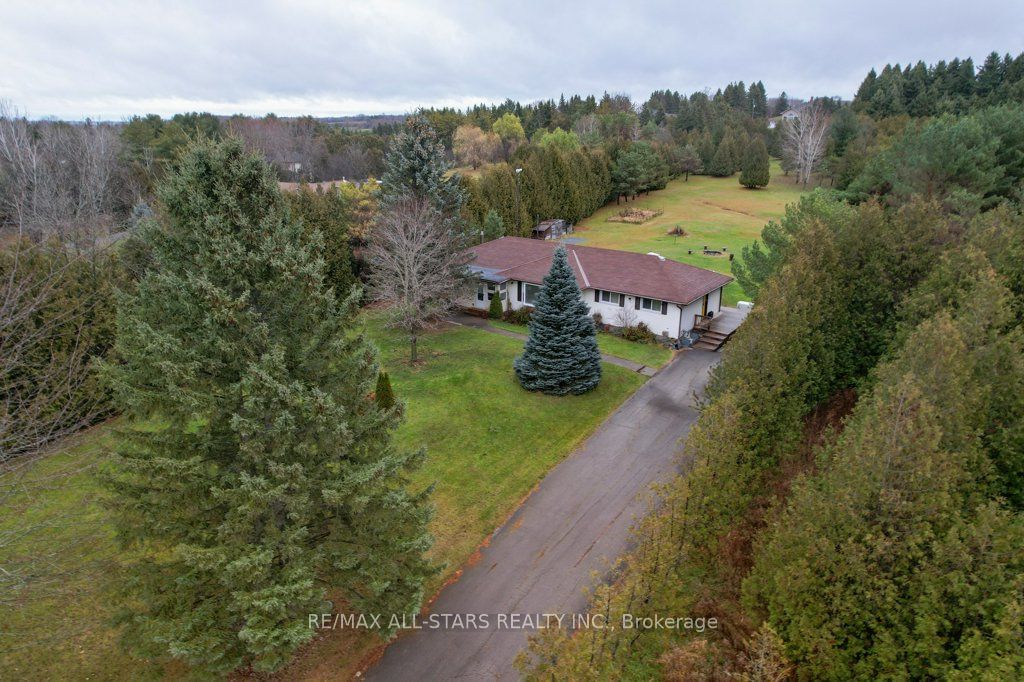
[463,237,732,340]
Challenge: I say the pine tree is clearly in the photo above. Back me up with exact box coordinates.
[750,81,769,118]
[513,247,601,395]
[774,91,791,116]
[739,137,771,188]
[102,139,434,674]
[375,371,396,411]
[381,114,465,228]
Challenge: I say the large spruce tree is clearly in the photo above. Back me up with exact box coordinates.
[513,247,601,395]
[102,139,433,674]
[380,114,465,227]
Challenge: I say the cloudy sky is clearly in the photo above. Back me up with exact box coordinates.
[2,0,1021,120]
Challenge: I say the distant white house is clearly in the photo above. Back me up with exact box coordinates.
[462,237,732,340]
[768,108,801,129]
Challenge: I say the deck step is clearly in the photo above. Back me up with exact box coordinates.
[692,329,734,351]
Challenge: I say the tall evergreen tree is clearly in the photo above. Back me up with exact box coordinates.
[284,183,356,295]
[739,137,771,188]
[482,208,504,240]
[774,91,790,116]
[750,81,769,118]
[708,141,734,176]
[514,247,601,395]
[380,114,465,227]
[102,139,434,674]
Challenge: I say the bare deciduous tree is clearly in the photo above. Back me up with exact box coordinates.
[0,100,124,245]
[367,198,472,361]
[782,102,830,188]
[0,240,115,651]
[228,115,328,181]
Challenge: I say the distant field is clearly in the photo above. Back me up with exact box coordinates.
[574,161,806,305]
[0,317,644,680]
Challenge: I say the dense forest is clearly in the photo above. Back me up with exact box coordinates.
[518,55,1024,680]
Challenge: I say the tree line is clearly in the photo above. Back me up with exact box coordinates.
[854,51,1024,118]
[520,97,1024,679]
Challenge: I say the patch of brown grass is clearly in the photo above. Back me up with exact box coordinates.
[607,208,663,224]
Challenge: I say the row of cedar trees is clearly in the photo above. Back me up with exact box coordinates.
[520,102,1024,677]
[459,128,771,240]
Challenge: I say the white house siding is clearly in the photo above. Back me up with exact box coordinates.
[466,281,507,312]
[462,279,726,340]
[675,287,724,334]
[584,290,680,338]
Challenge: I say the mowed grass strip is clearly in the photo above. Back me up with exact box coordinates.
[574,161,805,305]
[489,319,672,369]
[365,316,646,566]
[0,318,645,680]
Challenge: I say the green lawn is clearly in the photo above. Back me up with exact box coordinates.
[574,161,805,305]
[0,318,645,680]
[489,319,672,368]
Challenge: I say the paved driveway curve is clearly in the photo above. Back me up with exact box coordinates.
[367,350,720,681]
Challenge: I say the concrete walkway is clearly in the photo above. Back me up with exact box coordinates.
[366,349,720,680]
[450,313,660,377]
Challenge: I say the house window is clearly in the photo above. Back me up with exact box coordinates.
[486,283,502,300]
[524,283,542,305]
[641,298,667,314]
[477,285,484,302]
[599,290,623,306]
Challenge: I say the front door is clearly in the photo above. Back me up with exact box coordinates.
[701,294,709,317]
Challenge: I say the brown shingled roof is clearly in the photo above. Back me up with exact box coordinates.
[466,237,732,305]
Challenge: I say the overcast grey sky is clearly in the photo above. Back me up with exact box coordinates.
[1,0,1021,120]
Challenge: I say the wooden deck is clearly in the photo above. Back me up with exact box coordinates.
[691,305,748,351]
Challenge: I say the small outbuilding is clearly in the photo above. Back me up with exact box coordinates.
[531,219,571,240]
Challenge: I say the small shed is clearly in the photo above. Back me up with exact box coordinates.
[531,219,571,240]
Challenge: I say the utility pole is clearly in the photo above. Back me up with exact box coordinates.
[514,167,523,236]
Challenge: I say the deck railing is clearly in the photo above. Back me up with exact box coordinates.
[693,313,714,332]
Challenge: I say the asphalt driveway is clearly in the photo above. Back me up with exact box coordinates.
[366,350,720,680]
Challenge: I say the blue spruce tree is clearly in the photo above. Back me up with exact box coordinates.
[514,247,602,395]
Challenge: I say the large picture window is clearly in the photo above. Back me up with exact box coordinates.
[524,283,542,305]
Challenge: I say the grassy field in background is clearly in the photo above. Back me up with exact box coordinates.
[1,317,645,680]
[490,319,673,368]
[573,161,806,305]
